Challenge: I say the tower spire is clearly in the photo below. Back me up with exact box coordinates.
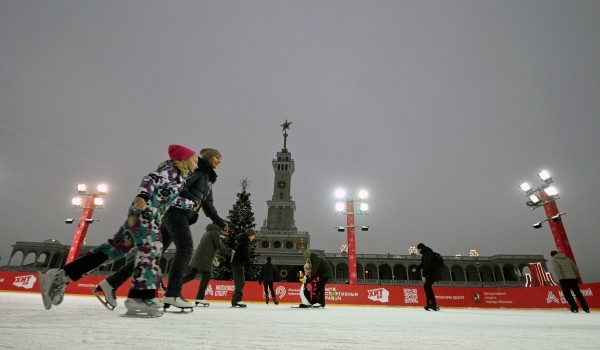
[281,119,292,149]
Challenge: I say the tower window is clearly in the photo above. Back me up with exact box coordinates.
[274,241,282,249]
[285,241,294,249]
[261,241,269,248]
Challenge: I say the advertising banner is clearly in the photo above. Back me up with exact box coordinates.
[1,270,598,310]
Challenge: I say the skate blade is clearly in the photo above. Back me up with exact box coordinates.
[121,311,164,318]
[163,304,194,313]
[38,272,53,310]
[89,288,115,310]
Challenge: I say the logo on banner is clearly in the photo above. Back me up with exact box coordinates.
[205,285,214,296]
[275,286,287,300]
[367,288,390,303]
[546,291,560,304]
[14,274,37,289]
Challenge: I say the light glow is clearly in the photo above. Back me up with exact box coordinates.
[545,186,558,196]
[335,188,346,199]
[519,183,531,192]
[358,190,369,200]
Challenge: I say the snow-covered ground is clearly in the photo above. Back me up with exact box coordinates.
[0,292,598,349]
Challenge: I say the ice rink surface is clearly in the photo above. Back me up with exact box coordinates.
[0,292,598,350]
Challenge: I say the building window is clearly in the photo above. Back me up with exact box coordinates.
[274,241,282,249]
[285,241,293,249]
[261,241,269,249]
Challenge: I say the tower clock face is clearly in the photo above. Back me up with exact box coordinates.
[278,181,286,189]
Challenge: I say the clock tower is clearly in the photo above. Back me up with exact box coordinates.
[258,120,309,254]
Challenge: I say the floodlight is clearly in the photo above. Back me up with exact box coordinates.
[550,213,565,222]
[528,194,541,204]
[72,197,82,207]
[532,221,543,229]
[335,188,346,199]
[77,184,87,194]
[97,184,108,194]
[358,190,368,200]
[336,226,345,232]
[538,170,552,182]
[359,202,369,212]
[94,197,104,207]
[519,183,532,193]
[335,202,345,212]
[85,218,96,224]
[361,225,369,231]
[545,186,558,196]
[65,218,75,224]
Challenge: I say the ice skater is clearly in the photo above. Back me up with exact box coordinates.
[182,223,233,307]
[298,262,320,308]
[93,148,228,312]
[39,144,199,317]
[302,249,333,308]
[259,257,279,305]
[412,243,442,311]
[230,228,256,307]
[550,250,590,313]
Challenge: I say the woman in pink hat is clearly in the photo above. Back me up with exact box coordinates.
[40,144,199,317]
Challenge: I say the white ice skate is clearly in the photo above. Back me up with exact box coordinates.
[91,279,117,310]
[194,299,210,307]
[163,296,194,312]
[123,298,164,317]
[40,269,69,309]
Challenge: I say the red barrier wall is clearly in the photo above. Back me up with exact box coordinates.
[2,270,598,309]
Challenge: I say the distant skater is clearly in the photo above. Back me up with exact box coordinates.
[550,250,589,313]
[412,243,442,311]
[259,257,279,305]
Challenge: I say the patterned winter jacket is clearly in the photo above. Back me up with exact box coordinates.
[551,253,580,280]
[174,158,226,227]
[134,160,197,229]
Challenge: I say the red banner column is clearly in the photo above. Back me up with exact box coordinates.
[66,194,95,264]
[346,200,357,284]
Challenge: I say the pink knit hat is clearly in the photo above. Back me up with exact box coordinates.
[168,144,196,161]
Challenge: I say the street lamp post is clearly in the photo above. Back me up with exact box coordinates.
[65,183,107,264]
[335,188,369,285]
[519,170,579,280]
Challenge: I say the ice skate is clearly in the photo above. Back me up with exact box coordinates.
[311,303,322,308]
[163,296,194,312]
[231,302,247,308]
[123,298,164,317]
[272,297,278,305]
[194,299,210,307]
[38,272,53,310]
[40,269,70,308]
[266,297,269,305]
[91,279,117,310]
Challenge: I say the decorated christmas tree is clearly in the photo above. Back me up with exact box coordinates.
[212,178,260,281]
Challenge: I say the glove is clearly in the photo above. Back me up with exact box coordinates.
[212,256,220,267]
[230,250,236,262]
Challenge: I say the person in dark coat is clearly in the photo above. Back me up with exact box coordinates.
[230,228,256,307]
[412,243,441,311]
[550,250,590,313]
[182,223,233,306]
[303,249,333,308]
[259,257,279,305]
[94,148,228,310]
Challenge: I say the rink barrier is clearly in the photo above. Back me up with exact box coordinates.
[1,270,598,309]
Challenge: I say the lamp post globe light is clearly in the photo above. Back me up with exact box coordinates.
[519,170,579,279]
[335,188,369,285]
[65,183,107,264]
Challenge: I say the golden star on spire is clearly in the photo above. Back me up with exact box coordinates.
[281,119,292,133]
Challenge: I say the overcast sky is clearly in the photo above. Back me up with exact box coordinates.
[1,1,599,282]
